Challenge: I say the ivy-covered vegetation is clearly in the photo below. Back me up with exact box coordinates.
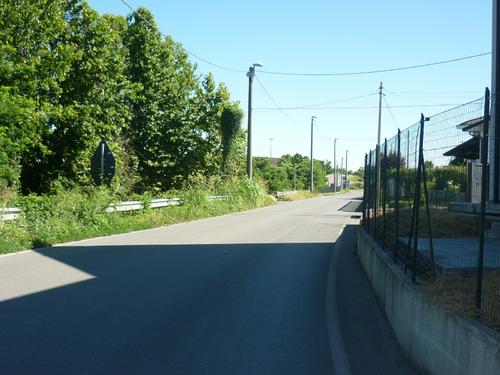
[0,1,245,194]
[0,179,274,253]
[0,1,280,253]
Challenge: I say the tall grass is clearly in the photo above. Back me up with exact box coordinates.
[0,179,274,254]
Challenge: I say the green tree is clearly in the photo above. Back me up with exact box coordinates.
[125,7,199,190]
[46,4,132,188]
[0,0,79,193]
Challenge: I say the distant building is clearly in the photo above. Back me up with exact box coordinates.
[326,172,344,190]
[443,117,483,203]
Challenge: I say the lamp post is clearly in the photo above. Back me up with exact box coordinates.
[269,138,274,159]
[341,156,344,189]
[310,116,316,192]
[333,138,337,193]
[345,149,348,189]
[246,62,263,181]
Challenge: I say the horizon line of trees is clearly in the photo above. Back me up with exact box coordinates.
[253,154,334,192]
[0,1,245,195]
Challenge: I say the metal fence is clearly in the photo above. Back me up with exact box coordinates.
[363,88,500,330]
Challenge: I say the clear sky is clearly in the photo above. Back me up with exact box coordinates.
[88,0,492,171]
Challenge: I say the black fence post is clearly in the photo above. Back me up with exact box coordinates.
[412,114,426,283]
[367,151,372,233]
[382,140,388,249]
[476,87,491,317]
[374,147,379,241]
[394,129,401,263]
[421,155,436,277]
[363,153,368,226]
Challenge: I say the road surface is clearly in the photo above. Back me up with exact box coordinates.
[0,192,418,374]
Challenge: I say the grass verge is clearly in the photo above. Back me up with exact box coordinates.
[421,270,500,331]
[278,191,317,201]
[0,179,275,254]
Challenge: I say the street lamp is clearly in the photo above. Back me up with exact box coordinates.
[246,62,263,181]
[333,138,337,193]
[310,116,316,192]
[269,138,274,159]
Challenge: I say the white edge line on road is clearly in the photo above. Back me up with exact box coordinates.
[1,203,279,252]
[0,249,34,258]
[53,204,279,246]
[326,222,353,375]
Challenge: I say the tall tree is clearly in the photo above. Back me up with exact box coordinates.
[0,0,77,192]
[47,3,132,188]
[125,7,199,190]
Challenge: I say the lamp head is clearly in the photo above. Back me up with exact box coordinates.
[253,62,264,68]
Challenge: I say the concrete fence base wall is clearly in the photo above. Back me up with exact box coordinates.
[357,227,500,375]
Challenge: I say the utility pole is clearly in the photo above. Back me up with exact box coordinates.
[345,149,348,188]
[246,62,263,181]
[310,116,316,192]
[269,138,274,159]
[376,82,384,207]
[341,157,344,189]
[333,138,337,193]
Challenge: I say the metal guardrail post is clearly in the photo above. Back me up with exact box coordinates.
[476,87,491,317]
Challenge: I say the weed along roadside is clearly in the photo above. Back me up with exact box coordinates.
[275,188,356,202]
[0,180,275,254]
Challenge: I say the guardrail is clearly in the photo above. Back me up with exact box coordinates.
[1,195,227,221]
[275,191,297,198]
[0,208,21,221]
[105,198,181,213]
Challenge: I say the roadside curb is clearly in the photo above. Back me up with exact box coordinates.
[325,222,352,375]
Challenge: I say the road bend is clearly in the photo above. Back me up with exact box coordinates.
[0,191,418,374]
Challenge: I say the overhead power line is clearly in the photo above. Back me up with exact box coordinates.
[254,76,304,126]
[383,96,399,128]
[119,1,488,78]
[254,103,462,112]
[258,53,491,77]
[262,91,379,111]
[119,0,245,73]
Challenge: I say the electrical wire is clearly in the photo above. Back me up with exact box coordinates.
[383,96,399,128]
[387,90,483,95]
[292,92,378,109]
[119,0,245,73]
[119,1,489,78]
[258,52,491,77]
[254,76,305,126]
[314,123,331,145]
[254,103,462,112]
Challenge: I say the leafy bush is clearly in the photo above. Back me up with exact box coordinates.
[0,179,274,253]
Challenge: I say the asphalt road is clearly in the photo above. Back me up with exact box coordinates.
[0,192,419,374]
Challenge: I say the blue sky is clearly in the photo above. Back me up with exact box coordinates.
[88,0,492,171]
